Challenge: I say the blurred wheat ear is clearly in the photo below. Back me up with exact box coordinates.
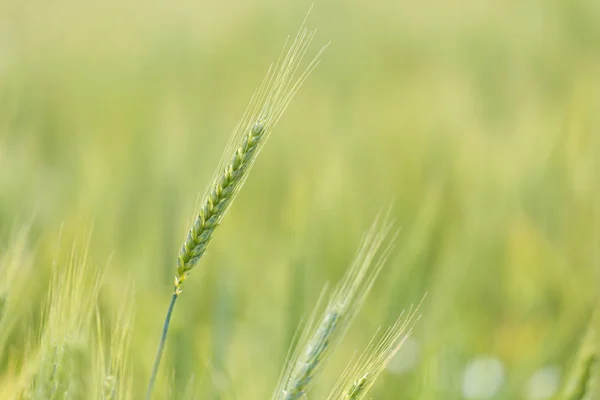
[6,231,133,400]
[0,228,34,362]
[145,16,327,399]
[95,282,135,400]
[0,228,35,399]
[328,300,423,400]
[560,309,600,400]
[29,235,101,400]
[272,214,399,400]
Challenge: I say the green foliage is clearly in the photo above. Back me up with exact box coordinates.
[1,1,600,399]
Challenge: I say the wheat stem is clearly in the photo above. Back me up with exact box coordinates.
[145,292,178,400]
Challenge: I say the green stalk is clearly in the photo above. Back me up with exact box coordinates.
[145,292,178,400]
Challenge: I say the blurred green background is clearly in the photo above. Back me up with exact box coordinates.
[1,0,600,398]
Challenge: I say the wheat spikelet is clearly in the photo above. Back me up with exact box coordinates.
[272,214,396,400]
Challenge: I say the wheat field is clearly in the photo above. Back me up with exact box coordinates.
[1,0,600,399]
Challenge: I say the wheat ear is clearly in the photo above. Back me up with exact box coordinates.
[145,19,327,399]
[174,23,325,293]
[560,310,599,400]
[272,215,396,400]
[328,300,423,400]
[26,233,103,399]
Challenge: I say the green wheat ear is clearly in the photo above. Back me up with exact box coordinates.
[146,16,327,399]
[0,295,5,322]
[174,21,327,294]
[328,300,423,400]
[0,227,33,362]
[560,310,600,400]
[273,214,397,400]
[94,281,134,400]
[27,234,103,400]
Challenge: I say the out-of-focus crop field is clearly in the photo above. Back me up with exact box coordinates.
[1,0,599,398]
